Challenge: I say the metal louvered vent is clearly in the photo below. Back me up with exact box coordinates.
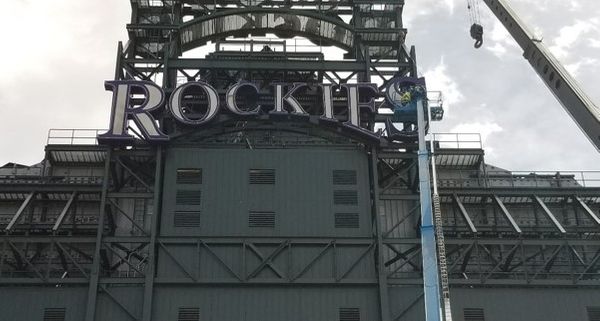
[463,308,485,321]
[333,170,357,185]
[588,307,600,321]
[249,211,275,228]
[249,169,275,184]
[335,213,359,228]
[334,190,358,205]
[178,307,200,321]
[174,211,200,227]
[339,308,360,321]
[177,168,202,184]
[43,308,66,321]
[176,190,201,205]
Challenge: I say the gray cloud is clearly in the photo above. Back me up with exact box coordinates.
[0,0,599,172]
[406,0,600,170]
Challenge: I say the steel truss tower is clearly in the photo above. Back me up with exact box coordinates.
[1,1,600,321]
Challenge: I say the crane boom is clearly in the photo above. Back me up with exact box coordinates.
[481,0,600,151]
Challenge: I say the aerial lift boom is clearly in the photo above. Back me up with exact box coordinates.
[430,2,600,321]
[479,0,600,151]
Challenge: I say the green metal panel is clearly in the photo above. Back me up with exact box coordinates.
[450,288,600,321]
[389,287,600,321]
[95,287,144,321]
[0,287,87,321]
[152,286,380,321]
[161,148,371,237]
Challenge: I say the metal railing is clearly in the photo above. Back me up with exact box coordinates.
[0,175,103,185]
[47,129,106,145]
[438,170,600,188]
[431,133,482,149]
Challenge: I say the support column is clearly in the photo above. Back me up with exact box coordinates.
[369,150,391,321]
[416,97,442,321]
[85,148,112,321]
[142,146,164,321]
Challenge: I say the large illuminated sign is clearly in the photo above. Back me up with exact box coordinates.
[97,80,380,144]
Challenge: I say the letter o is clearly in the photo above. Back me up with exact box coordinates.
[169,81,220,125]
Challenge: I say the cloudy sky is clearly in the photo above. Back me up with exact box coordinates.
[1,0,599,171]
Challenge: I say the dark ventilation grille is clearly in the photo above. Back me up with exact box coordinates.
[463,308,485,321]
[249,169,275,184]
[178,307,200,321]
[333,170,357,185]
[339,308,360,321]
[588,307,600,321]
[249,211,275,228]
[43,308,66,321]
[176,190,201,205]
[335,213,359,228]
[174,211,201,227]
[176,168,202,184]
[334,190,358,205]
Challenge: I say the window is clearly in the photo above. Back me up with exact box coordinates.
[339,308,360,321]
[174,211,201,228]
[249,169,275,184]
[43,308,66,321]
[249,211,275,228]
[176,168,202,184]
[176,190,201,206]
[335,213,359,228]
[588,307,600,321]
[333,170,357,185]
[463,308,485,321]
[334,190,358,205]
[178,307,200,321]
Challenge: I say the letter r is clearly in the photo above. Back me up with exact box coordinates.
[98,80,168,143]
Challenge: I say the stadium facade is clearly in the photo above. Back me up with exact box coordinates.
[1,1,600,321]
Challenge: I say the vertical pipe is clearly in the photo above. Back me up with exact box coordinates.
[416,99,442,321]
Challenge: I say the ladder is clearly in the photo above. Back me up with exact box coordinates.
[433,193,452,321]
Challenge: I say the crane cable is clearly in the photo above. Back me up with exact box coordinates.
[467,0,484,48]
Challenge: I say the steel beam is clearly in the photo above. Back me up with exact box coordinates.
[439,188,600,197]
[388,278,600,287]
[452,194,477,233]
[369,150,392,321]
[126,58,408,72]
[385,238,600,246]
[5,192,35,231]
[85,149,112,321]
[141,147,163,321]
[533,195,567,233]
[531,245,565,280]
[53,191,77,231]
[200,241,243,281]
[492,195,522,233]
[574,196,600,226]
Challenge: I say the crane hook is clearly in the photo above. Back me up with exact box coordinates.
[470,23,484,48]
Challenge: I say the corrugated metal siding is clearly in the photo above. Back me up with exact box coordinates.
[0,287,87,321]
[161,148,371,237]
[380,199,419,239]
[153,287,378,321]
[95,287,144,321]
[389,287,600,321]
[449,288,600,321]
